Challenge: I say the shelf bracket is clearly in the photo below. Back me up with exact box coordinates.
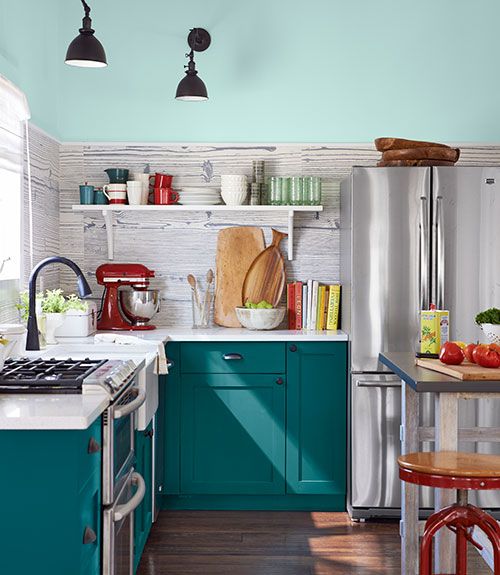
[287,210,294,261]
[102,210,114,260]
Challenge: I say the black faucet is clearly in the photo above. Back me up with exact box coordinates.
[26,256,92,351]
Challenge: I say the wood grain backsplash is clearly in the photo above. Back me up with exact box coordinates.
[58,141,500,327]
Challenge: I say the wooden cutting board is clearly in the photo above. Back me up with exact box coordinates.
[375,137,452,152]
[416,358,500,380]
[242,229,287,308]
[214,226,265,328]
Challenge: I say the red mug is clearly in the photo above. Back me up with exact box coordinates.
[154,187,179,205]
[149,173,173,189]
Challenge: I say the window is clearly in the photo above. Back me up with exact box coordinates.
[0,75,30,282]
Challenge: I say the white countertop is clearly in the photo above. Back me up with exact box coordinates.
[0,393,109,430]
[89,327,348,343]
[0,327,347,431]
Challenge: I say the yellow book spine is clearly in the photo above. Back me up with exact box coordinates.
[326,285,341,330]
[316,286,326,330]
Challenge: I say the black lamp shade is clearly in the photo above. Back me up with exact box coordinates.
[65,31,107,68]
[175,72,208,101]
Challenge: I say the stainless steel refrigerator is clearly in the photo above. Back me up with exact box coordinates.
[340,166,500,520]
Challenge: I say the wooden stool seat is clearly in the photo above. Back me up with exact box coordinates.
[399,451,500,478]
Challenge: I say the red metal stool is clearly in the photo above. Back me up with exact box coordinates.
[398,451,500,575]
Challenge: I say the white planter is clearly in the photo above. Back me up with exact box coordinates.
[54,302,97,338]
[44,313,66,345]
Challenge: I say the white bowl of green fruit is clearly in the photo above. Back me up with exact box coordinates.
[236,301,286,330]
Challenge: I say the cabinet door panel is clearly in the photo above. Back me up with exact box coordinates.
[134,422,153,572]
[287,342,347,495]
[181,374,285,494]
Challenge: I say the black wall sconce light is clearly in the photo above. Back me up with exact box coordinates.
[175,28,211,101]
[65,0,107,68]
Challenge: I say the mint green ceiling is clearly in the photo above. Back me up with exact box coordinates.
[2,0,500,142]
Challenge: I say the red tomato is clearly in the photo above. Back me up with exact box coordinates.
[464,343,478,363]
[473,346,500,368]
[439,342,465,365]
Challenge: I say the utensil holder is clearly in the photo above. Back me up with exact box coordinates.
[191,282,213,328]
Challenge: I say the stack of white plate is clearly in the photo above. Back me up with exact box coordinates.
[178,187,222,205]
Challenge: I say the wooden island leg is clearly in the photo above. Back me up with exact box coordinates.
[401,382,420,575]
[434,392,459,574]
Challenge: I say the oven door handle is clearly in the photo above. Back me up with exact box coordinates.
[113,472,146,522]
[113,389,146,419]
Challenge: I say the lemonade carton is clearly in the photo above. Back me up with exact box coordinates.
[420,305,449,355]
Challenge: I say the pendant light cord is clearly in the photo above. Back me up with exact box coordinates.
[80,0,91,17]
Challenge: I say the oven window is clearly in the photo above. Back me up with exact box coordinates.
[113,413,133,480]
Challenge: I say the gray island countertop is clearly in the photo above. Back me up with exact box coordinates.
[380,351,500,393]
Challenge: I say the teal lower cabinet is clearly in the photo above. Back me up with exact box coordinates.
[0,419,102,575]
[160,341,347,511]
[134,419,154,573]
[180,373,285,494]
[286,342,347,504]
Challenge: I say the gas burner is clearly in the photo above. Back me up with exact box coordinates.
[0,358,107,394]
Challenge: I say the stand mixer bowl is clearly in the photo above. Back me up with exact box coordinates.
[119,289,160,326]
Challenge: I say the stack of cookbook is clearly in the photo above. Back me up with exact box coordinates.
[287,281,341,330]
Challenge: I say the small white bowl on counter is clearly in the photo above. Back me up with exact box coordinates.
[235,307,286,330]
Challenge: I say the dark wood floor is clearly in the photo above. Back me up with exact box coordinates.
[137,511,490,575]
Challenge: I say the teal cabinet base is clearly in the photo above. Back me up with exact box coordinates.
[160,494,345,512]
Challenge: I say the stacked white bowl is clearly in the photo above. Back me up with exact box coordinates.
[220,174,248,206]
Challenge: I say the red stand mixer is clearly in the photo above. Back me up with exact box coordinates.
[96,263,159,331]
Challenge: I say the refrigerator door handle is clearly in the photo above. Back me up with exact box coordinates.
[419,196,429,310]
[356,379,402,388]
[436,196,445,309]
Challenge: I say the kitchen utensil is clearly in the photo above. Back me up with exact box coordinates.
[96,263,156,330]
[201,269,214,325]
[187,273,200,307]
[105,168,129,183]
[235,306,286,330]
[150,173,173,188]
[126,181,144,205]
[94,188,108,204]
[480,323,500,344]
[189,272,213,328]
[242,228,287,308]
[416,358,500,381]
[382,147,460,163]
[374,137,451,152]
[214,226,265,327]
[79,184,95,204]
[119,288,160,327]
[154,187,179,205]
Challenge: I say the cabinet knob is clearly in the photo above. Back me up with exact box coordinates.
[276,378,284,385]
[83,526,97,545]
[87,437,101,454]
[144,429,154,438]
[289,344,298,352]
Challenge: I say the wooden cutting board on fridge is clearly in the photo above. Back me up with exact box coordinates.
[214,226,265,327]
[416,358,500,380]
[242,229,287,308]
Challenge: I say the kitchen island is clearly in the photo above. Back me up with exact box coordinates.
[380,351,500,575]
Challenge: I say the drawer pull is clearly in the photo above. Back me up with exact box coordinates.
[87,437,101,454]
[166,358,174,369]
[289,344,298,352]
[222,353,243,361]
[83,526,97,545]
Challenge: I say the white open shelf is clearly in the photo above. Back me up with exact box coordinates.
[72,204,323,261]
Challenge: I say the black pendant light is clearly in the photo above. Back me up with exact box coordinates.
[175,28,211,101]
[65,0,107,68]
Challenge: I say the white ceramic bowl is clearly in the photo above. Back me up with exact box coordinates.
[235,307,286,330]
[221,190,248,205]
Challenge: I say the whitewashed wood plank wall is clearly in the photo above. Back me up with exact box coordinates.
[58,141,500,327]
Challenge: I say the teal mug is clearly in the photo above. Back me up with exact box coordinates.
[79,184,95,205]
[94,188,108,205]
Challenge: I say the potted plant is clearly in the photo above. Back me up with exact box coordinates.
[17,289,90,345]
[475,308,500,344]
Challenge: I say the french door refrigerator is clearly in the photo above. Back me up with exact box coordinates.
[341,166,500,519]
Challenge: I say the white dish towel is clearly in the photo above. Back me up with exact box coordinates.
[93,333,168,374]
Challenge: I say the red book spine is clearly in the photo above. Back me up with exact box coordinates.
[287,283,296,329]
[295,281,303,330]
